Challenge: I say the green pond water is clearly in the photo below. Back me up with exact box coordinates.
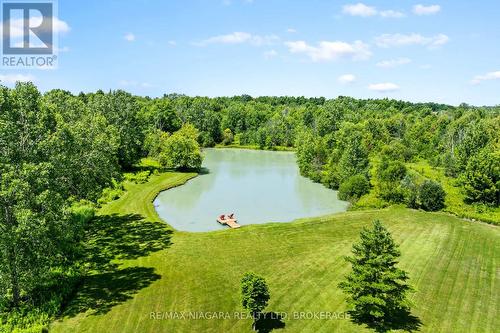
[154,148,349,232]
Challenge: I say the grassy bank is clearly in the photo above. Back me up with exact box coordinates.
[407,160,500,224]
[352,159,499,225]
[50,171,499,333]
[99,170,197,223]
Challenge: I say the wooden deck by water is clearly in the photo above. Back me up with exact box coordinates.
[217,218,241,229]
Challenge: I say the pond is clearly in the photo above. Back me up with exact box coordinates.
[154,148,349,232]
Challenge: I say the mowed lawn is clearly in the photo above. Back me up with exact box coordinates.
[51,172,499,333]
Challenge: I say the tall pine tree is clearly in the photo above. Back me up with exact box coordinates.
[339,220,413,330]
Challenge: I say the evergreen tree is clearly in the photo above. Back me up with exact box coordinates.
[463,148,500,205]
[339,220,412,330]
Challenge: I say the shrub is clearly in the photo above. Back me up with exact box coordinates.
[124,170,151,184]
[0,269,81,333]
[70,201,95,225]
[378,182,407,203]
[222,128,234,145]
[97,179,124,206]
[338,175,370,201]
[418,180,446,211]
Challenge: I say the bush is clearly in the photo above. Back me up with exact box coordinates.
[378,182,407,203]
[70,201,95,225]
[97,179,124,206]
[124,170,151,184]
[222,128,234,145]
[338,175,370,201]
[418,180,446,211]
[379,160,407,182]
[0,269,81,333]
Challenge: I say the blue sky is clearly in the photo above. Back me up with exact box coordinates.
[1,0,499,105]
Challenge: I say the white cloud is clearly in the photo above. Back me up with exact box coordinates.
[12,41,68,51]
[263,49,278,59]
[471,71,500,85]
[53,17,71,34]
[124,33,135,41]
[338,74,356,84]
[250,34,280,46]
[285,40,371,62]
[195,32,279,46]
[379,10,405,18]
[368,82,400,92]
[342,3,405,18]
[342,3,377,17]
[0,74,35,84]
[376,57,412,68]
[287,28,297,33]
[3,16,70,38]
[56,46,70,53]
[375,33,449,48]
[37,64,56,71]
[413,4,441,15]
[2,16,69,51]
[168,40,177,46]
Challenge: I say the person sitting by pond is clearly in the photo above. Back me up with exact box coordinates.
[228,213,234,219]
[219,214,226,221]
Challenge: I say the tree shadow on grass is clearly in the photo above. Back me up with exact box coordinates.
[85,213,173,272]
[350,308,422,332]
[60,213,172,317]
[63,267,161,316]
[254,312,286,333]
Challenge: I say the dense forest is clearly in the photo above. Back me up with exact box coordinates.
[0,82,499,331]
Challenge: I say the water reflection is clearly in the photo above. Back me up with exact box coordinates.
[154,148,348,232]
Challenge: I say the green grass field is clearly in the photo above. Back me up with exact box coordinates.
[50,171,499,333]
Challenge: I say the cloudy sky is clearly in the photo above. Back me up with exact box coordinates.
[1,0,499,105]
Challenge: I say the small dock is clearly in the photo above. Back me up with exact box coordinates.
[217,217,241,229]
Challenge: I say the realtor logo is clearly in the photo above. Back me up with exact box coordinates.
[1,0,58,68]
